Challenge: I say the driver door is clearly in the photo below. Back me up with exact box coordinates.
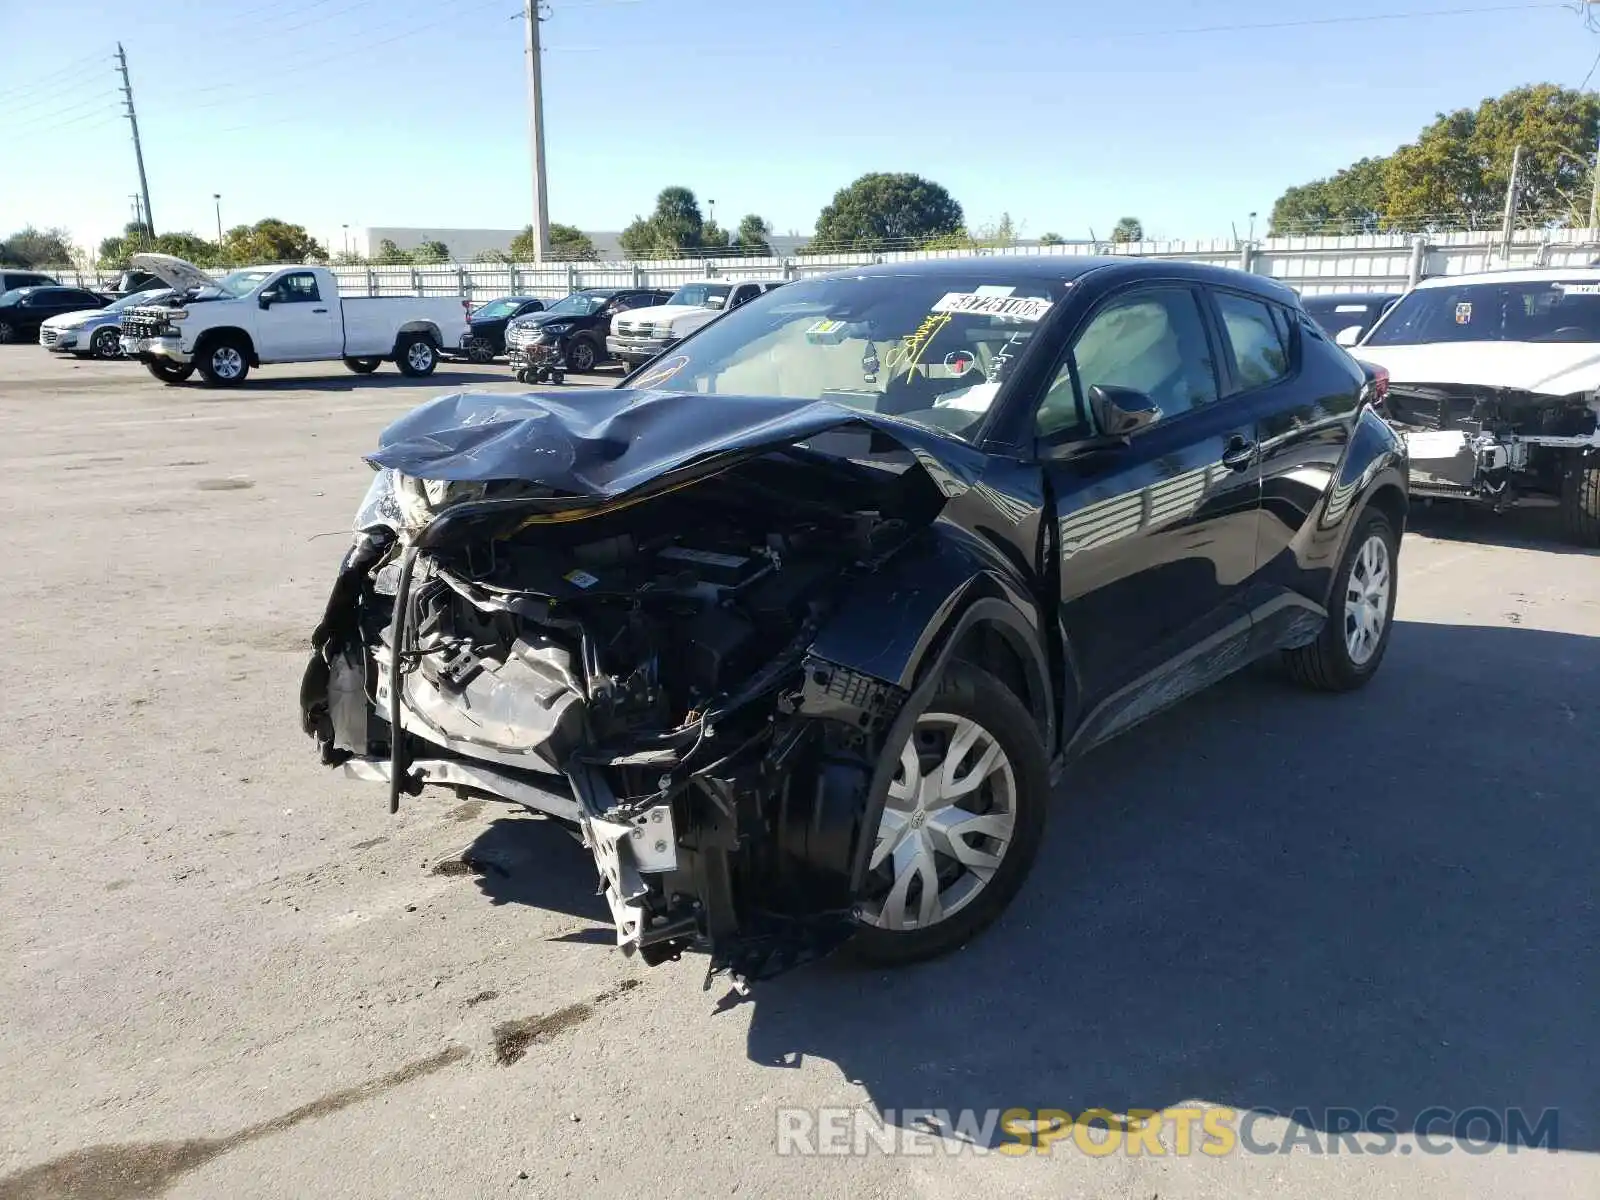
[1036,284,1263,711]
[263,271,340,360]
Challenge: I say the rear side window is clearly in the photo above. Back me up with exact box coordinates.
[1216,292,1291,392]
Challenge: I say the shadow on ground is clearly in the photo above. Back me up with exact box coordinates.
[459,620,1599,1150]
[1408,502,1599,557]
[740,620,1599,1150]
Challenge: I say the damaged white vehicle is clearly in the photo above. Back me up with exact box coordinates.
[1354,268,1600,544]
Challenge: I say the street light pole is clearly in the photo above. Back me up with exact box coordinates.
[213,194,223,248]
[523,0,550,263]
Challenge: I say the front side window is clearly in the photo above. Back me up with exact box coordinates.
[1366,279,1600,345]
[277,273,320,302]
[1215,291,1291,392]
[1039,287,1217,437]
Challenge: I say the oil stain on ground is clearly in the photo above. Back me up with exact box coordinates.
[445,799,485,823]
[431,853,508,879]
[492,978,642,1067]
[195,477,254,492]
[0,1045,467,1200]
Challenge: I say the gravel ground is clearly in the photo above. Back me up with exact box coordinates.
[0,350,1595,1200]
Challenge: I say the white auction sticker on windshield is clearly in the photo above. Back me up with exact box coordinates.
[931,292,1053,321]
[1557,283,1600,295]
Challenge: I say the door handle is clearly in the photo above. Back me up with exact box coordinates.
[1220,435,1259,471]
[312,307,328,313]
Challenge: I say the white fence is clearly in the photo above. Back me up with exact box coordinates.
[60,228,1600,298]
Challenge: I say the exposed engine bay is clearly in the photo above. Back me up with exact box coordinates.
[302,429,948,983]
[1386,382,1600,507]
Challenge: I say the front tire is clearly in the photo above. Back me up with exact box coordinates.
[344,356,382,374]
[91,327,122,358]
[146,361,195,385]
[849,664,1049,966]
[566,337,598,373]
[1559,449,1600,547]
[1282,510,1399,691]
[0,321,16,344]
[396,335,438,377]
[197,336,250,387]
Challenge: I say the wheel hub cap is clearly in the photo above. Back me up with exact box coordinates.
[1345,533,1391,666]
[214,348,242,377]
[408,343,431,369]
[859,713,1016,932]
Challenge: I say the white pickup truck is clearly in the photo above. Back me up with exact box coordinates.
[120,253,471,387]
[605,278,784,369]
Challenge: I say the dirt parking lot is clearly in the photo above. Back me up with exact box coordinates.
[1,348,1596,1200]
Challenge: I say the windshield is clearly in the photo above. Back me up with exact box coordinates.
[621,272,1065,444]
[544,293,607,317]
[108,288,171,312]
[472,298,524,321]
[1302,297,1392,339]
[1365,279,1600,345]
[207,269,273,298]
[0,290,19,307]
[667,283,732,310]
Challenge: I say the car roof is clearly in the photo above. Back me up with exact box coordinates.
[1413,266,1600,289]
[818,252,1301,303]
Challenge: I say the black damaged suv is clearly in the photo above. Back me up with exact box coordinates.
[302,256,1407,984]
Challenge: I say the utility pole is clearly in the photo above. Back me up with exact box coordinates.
[523,0,550,263]
[1500,144,1523,262]
[116,43,154,237]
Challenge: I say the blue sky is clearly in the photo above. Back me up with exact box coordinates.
[1,0,1596,255]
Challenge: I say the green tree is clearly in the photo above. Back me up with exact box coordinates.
[735,213,773,255]
[619,187,710,258]
[918,212,1016,252]
[1111,216,1144,243]
[473,248,509,264]
[700,219,732,255]
[375,238,412,265]
[811,172,963,252]
[222,218,326,264]
[0,226,75,267]
[1038,232,1066,245]
[1270,156,1389,235]
[1269,84,1600,234]
[412,240,450,264]
[509,223,599,261]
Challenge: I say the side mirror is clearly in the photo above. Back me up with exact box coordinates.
[258,290,280,309]
[1335,325,1363,348]
[1088,384,1163,438]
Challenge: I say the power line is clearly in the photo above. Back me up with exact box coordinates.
[0,50,109,102]
[548,1,1567,51]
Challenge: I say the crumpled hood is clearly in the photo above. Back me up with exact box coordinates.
[1355,341,1600,395]
[365,388,989,502]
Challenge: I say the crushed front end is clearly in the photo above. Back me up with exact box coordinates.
[1386,382,1600,506]
[298,397,964,983]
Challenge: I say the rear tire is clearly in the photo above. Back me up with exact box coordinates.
[344,356,382,375]
[146,361,195,385]
[848,663,1049,967]
[396,335,438,377]
[1282,510,1398,691]
[1559,449,1600,547]
[197,336,250,387]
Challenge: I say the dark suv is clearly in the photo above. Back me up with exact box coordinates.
[504,287,671,380]
[0,285,109,343]
[302,256,1407,985]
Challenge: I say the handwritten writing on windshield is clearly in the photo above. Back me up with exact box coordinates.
[986,331,1027,383]
[885,312,952,380]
